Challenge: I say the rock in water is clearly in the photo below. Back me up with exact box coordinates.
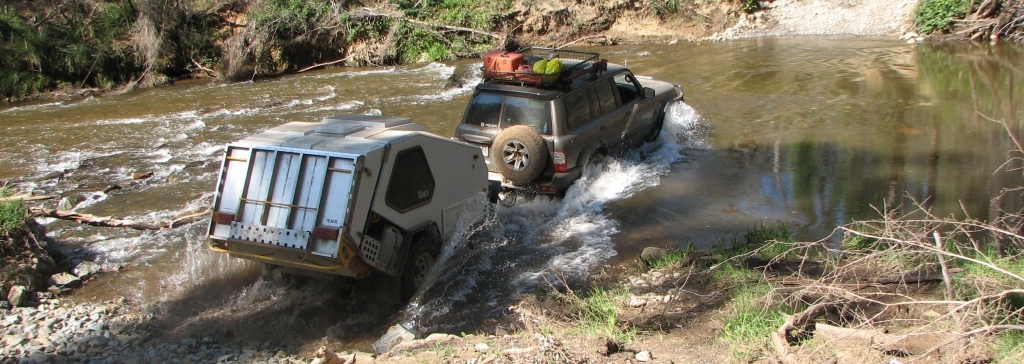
[48,273,82,288]
[373,324,415,355]
[73,262,102,278]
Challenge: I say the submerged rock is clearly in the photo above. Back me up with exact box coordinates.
[48,273,81,289]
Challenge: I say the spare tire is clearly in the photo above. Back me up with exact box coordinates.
[491,125,548,184]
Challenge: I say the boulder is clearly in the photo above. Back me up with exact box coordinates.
[73,262,102,278]
[373,324,415,355]
[635,350,653,362]
[7,285,30,307]
[132,171,154,180]
[640,247,668,265]
[48,273,82,289]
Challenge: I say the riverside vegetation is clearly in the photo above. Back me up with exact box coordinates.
[4,1,1024,363]
[3,0,1024,102]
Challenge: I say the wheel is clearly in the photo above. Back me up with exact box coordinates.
[491,125,548,184]
[402,237,440,300]
[646,110,666,142]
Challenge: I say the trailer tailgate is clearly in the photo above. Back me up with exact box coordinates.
[208,144,361,258]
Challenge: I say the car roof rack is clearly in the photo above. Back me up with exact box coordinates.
[482,47,608,90]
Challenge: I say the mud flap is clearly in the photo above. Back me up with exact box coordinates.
[487,180,501,204]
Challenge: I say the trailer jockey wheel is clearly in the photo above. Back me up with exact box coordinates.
[402,237,440,300]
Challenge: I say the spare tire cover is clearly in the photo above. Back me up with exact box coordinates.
[491,125,548,184]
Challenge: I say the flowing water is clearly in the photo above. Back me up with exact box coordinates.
[1,37,1022,350]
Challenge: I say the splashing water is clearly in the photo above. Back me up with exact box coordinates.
[399,102,708,334]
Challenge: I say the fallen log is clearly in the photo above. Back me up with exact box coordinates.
[0,193,58,202]
[872,268,962,285]
[28,207,208,231]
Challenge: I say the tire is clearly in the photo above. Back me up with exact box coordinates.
[401,237,440,300]
[491,125,548,184]
[646,108,667,142]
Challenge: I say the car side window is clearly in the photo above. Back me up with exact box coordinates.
[562,88,591,131]
[613,73,641,105]
[592,78,618,114]
[464,92,502,128]
[385,147,435,213]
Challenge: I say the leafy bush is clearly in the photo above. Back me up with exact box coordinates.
[915,0,969,34]
[0,187,26,235]
[399,27,452,63]
[741,0,762,13]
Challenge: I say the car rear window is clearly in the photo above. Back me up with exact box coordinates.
[463,93,551,134]
[464,93,503,128]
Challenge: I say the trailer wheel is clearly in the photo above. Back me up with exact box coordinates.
[402,237,440,300]
[492,125,548,184]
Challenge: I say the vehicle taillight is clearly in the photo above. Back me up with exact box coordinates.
[553,150,567,173]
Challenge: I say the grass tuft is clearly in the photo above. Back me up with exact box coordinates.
[0,187,27,235]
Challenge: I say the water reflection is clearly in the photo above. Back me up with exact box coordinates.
[610,39,1024,257]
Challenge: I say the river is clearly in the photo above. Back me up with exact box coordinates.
[1,37,1022,351]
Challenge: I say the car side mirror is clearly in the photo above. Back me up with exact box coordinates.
[644,87,655,98]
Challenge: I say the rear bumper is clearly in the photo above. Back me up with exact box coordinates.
[209,238,372,278]
[489,165,582,194]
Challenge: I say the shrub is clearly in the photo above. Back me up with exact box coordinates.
[915,0,969,34]
[741,0,762,13]
[0,187,26,235]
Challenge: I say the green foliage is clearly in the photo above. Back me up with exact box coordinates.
[993,330,1024,363]
[0,187,27,235]
[740,0,762,13]
[649,0,678,16]
[840,233,878,251]
[720,277,785,361]
[555,285,635,343]
[0,1,144,99]
[646,247,692,269]
[251,0,333,33]
[399,27,452,63]
[951,248,1024,301]
[744,222,793,246]
[915,0,968,34]
[579,286,635,342]
[398,0,509,30]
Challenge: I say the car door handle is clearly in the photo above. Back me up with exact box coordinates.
[599,125,606,131]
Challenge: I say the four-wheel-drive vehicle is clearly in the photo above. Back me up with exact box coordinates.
[455,47,684,195]
[206,114,491,300]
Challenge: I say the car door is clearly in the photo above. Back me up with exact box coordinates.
[590,78,629,150]
[612,72,657,147]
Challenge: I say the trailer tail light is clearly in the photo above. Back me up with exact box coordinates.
[553,150,567,173]
[211,212,236,224]
[313,226,340,240]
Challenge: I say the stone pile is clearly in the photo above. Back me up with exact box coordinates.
[0,298,311,364]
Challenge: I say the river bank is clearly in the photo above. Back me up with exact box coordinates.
[3,2,1024,363]
[9,0,1022,104]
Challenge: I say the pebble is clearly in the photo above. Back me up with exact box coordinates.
[0,299,313,363]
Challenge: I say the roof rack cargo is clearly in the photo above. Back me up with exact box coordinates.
[481,47,607,88]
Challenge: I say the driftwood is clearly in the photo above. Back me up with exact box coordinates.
[872,267,962,285]
[298,55,354,73]
[0,193,57,202]
[776,301,847,345]
[773,304,929,358]
[28,207,208,231]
